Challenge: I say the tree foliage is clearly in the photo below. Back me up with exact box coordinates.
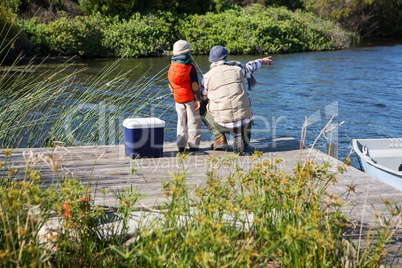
[303,0,402,37]
[228,0,304,11]
[0,0,67,14]
[0,5,19,58]
[78,0,218,16]
[78,0,150,17]
[5,0,401,37]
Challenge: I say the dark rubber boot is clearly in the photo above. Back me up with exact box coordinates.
[233,130,244,155]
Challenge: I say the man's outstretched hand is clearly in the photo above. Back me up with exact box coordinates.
[261,56,273,65]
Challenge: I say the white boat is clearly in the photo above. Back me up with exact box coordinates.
[353,138,402,191]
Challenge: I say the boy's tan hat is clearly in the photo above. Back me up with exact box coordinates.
[173,40,191,55]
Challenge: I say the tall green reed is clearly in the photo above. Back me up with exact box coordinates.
[0,24,173,149]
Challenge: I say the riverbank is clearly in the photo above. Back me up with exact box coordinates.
[11,5,354,59]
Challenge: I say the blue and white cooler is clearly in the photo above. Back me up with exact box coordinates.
[123,117,165,158]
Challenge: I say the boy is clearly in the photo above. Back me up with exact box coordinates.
[168,40,201,152]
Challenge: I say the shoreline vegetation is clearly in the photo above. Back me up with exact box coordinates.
[5,5,354,60]
[1,0,401,61]
[1,0,400,60]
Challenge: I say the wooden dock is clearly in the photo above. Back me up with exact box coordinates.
[2,137,402,264]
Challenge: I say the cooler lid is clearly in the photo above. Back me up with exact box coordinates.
[123,117,165,129]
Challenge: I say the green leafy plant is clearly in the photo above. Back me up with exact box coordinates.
[15,5,353,58]
[179,5,353,55]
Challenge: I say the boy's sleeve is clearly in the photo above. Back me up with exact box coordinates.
[190,64,201,101]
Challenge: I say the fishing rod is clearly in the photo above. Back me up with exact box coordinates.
[189,53,204,76]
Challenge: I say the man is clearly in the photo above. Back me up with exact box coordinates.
[200,45,273,155]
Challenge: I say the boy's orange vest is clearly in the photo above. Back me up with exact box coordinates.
[168,63,194,103]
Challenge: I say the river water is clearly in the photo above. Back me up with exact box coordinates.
[12,39,402,168]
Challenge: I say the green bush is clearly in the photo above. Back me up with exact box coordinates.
[0,6,26,63]
[17,5,352,58]
[78,0,149,17]
[101,12,176,57]
[20,11,176,58]
[0,0,21,14]
[179,5,352,55]
[78,0,216,16]
[0,6,18,46]
[21,15,106,57]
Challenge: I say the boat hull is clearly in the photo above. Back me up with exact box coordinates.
[353,138,402,191]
